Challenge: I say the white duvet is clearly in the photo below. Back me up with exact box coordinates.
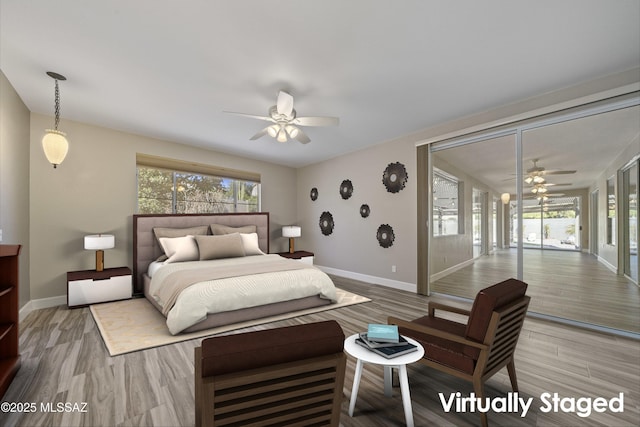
[148,254,337,334]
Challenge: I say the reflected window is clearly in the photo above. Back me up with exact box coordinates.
[607,176,616,245]
[433,168,463,236]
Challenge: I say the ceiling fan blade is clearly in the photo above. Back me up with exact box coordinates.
[276,91,294,117]
[250,127,269,140]
[293,116,339,127]
[293,128,311,144]
[545,170,576,175]
[224,111,275,123]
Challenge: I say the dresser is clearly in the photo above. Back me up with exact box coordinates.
[0,244,21,399]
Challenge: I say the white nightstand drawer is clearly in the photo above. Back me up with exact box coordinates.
[298,256,314,265]
[68,274,132,307]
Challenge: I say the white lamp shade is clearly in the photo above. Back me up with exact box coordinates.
[501,193,511,204]
[282,226,301,238]
[42,129,69,166]
[84,234,115,250]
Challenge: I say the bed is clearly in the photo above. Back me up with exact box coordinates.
[133,213,337,334]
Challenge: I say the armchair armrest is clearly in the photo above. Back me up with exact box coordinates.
[388,316,488,350]
[428,301,471,318]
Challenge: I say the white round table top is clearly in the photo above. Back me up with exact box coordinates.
[344,333,425,366]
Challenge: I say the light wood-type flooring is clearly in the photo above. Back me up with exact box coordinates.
[1,276,639,426]
[431,249,640,334]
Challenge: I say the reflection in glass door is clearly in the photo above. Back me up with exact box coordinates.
[623,160,638,283]
[510,196,581,250]
[473,188,483,258]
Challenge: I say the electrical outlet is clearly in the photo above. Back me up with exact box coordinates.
[391,265,396,273]
[0,229,3,242]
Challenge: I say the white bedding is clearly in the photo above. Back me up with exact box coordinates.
[148,254,337,334]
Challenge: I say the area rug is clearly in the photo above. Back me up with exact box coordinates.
[90,288,370,356]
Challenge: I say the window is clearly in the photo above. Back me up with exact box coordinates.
[433,168,463,236]
[136,154,260,214]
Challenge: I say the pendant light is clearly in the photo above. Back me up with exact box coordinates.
[42,71,69,168]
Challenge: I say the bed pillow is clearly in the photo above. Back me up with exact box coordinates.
[240,232,265,255]
[158,235,199,264]
[153,226,209,254]
[195,233,246,260]
[210,224,257,235]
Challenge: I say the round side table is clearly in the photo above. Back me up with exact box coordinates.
[344,333,425,427]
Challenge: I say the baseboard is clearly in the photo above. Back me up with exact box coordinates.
[597,255,618,273]
[429,258,475,282]
[19,295,66,322]
[316,265,417,293]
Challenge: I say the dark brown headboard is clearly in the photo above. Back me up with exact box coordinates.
[132,212,270,294]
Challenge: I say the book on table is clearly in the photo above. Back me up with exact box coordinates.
[358,333,410,348]
[366,324,400,343]
[355,336,418,359]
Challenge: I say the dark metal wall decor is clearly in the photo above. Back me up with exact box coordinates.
[319,211,335,235]
[382,162,408,193]
[310,187,318,201]
[360,204,370,218]
[376,224,395,248]
[340,179,353,199]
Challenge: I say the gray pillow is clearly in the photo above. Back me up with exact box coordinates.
[210,224,257,235]
[195,233,246,260]
[154,225,209,242]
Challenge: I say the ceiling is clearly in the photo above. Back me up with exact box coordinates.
[1,1,639,168]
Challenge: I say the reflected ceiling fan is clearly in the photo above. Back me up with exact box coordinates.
[525,159,575,184]
[224,90,339,144]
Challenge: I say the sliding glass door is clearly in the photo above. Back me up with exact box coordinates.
[623,159,639,283]
[417,96,640,333]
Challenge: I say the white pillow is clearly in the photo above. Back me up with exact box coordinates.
[159,235,199,263]
[240,233,265,255]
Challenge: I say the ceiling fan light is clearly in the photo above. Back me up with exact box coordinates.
[267,125,279,138]
[533,175,545,184]
[285,125,299,138]
[525,176,533,184]
[276,128,287,143]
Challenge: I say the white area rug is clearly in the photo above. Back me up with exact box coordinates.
[90,288,370,356]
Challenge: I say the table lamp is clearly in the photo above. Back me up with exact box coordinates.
[282,226,301,254]
[84,234,115,271]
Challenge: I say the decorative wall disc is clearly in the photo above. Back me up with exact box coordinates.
[376,224,395,248]
[340,179,353,199]
[360,204,370,218]
[310,187,318,201]
[319,211,335,236]
[382,162,408,193]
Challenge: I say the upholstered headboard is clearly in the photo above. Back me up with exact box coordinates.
[132,213,270,293]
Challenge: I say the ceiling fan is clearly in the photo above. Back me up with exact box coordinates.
[524,159,576,184]
[224,90,339,144]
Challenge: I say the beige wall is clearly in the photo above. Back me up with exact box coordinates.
[28,114,297,300]
[0,71,31,307]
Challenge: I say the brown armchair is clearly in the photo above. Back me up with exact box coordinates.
[194,320,346,427]
[388,278,530,427]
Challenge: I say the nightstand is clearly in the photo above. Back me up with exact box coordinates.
[277,251,314,265]
[67,266,132,308]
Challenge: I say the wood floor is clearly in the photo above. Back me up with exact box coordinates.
[432,249,640,334]
[1,276,639,427]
